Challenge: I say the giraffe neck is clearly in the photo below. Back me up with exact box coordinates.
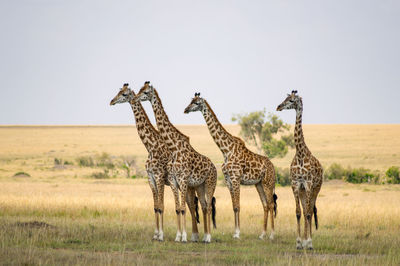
[294,107,309,157]
[150,89,189,150]
[201,100,235,155]
[129,98,159,153]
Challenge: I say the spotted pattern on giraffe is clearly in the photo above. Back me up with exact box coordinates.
[110,83,199,242]
[184,94,277,240]
[277,90,323,250]
[135,82,217,243]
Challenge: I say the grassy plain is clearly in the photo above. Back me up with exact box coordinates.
[0,125,400,265]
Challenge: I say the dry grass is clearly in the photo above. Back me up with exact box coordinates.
[0,178,399,265]
[0,125,399,265]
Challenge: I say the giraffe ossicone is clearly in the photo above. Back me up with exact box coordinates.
[184,93,277,241]
[110,83,199,242]
[277,90,323,250]
[135,82,218,243]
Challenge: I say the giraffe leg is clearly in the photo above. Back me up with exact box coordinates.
[186,187,199,242]
[155,176,165,241]
[195,184,208,242]
[264,186,275,240]
[304,191,314,250]
[300,191,308,246]
[255,183,268,240]
[204,171,216,243]
[301,190,313,250]
[231,179,241,239]
[179,181,189,243]
[168,177,182,242]
[148,174,159,240]
[291,186,302,249]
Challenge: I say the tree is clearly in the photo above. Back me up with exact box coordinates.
[232,109,294,158]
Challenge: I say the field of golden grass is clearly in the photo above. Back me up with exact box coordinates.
[0,125,399,265]
[0,124,399,177]
[0,178,399,265]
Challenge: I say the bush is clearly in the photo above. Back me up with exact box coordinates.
[91,169,110,179]
[326,163,347,180]
[276,167,291,186]
[54,158,73,166]
[325,163,380,184]
[96,152,115,169]
[76,156,94,167]
[54,158,63,165]
[386,166,400,184]
[344,168,379,184]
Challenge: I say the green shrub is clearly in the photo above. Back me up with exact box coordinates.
[276,167,291,186]
[386,166,400,184]
[76,156,94,167]
[326,163,347,180]
[64,160,73,165]
[344,168,379,184]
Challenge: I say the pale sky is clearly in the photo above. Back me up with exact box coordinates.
[0,0,399,125]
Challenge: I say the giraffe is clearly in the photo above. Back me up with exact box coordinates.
[110,83,200,241]
[276,90,323,250]
[134,82,217,243]
[184,93,278,240]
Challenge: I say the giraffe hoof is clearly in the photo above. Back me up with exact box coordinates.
[152,230,159,240]
[203,234,211,243]
[175,232,182,242]
[269,232,275,240]
[259,232,265,240]
[303,238,313,250]
[296,237,303,249]
[181,232,187,243]
[191,233,199,242]
[233,234,240,239]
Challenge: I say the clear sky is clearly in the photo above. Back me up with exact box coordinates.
[0,0,399,125]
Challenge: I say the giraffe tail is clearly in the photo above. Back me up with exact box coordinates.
[273,193,278,218]
[194,196,200,224]
[314,205,318,230]
[212,197,217,229]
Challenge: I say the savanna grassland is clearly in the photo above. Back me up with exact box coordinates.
[0,125,400,265]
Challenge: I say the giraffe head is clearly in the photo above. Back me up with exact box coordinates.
[184,92,205,114]
[276,90,303,111]
[134,81,155,103]
[110,83,135,105]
